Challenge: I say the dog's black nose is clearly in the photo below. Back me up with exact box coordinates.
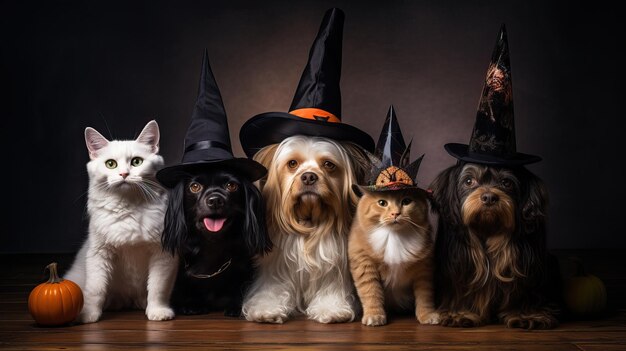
[301,172,318,185]
[207,195,225,209]
[480,192,499,205]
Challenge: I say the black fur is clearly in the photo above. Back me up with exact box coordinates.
[162,169,271,316]
[429,161,561,329]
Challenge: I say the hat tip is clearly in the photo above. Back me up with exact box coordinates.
[499,23,508,39]
[387,104,396,118]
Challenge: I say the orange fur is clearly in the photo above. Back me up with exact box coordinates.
[348,188,438,326]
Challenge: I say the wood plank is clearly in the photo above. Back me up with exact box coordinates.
[3,311,626,331]
[575,343,626,351]
[2,328,626,344]
[0,343,583,350]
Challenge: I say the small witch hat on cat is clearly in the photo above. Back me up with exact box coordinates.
[157,50,266,187]
[357,105,424,192]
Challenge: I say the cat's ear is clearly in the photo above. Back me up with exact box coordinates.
[136,120,160,153]
[85,127,110,159]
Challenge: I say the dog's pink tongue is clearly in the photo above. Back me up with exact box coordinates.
[203,218,226,232]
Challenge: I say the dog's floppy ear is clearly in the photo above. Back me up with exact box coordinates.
[252,144,278,190]
[340,142,371,184]
[518,167,548,235]
[242,179,272,255]
[429,162,463,227]
[162,181,187,255]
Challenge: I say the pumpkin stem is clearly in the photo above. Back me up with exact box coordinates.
[569,256,587,276]
[45,262,64,283]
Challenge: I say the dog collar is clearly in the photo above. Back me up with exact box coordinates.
[187,258,232,279]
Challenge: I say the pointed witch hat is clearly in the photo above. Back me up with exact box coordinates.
[157,50,266,187]
[239,8,374,158]
[445,24,541,166]
[360,106,424,192]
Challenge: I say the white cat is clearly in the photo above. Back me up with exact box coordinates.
[65,120,178,323]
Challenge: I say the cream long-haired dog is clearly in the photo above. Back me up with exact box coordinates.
[242,135,368,323]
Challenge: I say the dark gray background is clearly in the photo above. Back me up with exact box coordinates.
[1,0,623,253]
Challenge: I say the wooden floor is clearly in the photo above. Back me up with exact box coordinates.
[1,251,625,350]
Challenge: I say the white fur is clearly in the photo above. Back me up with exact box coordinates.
[369,226,425,267]
[65,121,178,323]
[243,136,358,324]
[369,226,426,308]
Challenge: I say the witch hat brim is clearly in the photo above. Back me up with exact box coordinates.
[156,50,267,188]
[240,112,375,158]
[445,143,541,166]
[239,8,374,157]
[157,157,267,188]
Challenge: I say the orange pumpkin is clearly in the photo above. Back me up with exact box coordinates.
[28,262,83,326]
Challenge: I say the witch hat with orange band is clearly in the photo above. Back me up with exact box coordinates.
[239,8,374,158]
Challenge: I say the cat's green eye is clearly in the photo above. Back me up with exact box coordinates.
[105,159,117,169]
[131,157,143,167]
[378,199,388,207]
[401,198,412,206]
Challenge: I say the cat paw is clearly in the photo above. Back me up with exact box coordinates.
[146,306,175,321]
[439,311,482,328]
[502,311,558,330]
[362,314,387,326]
[79,306,102,324]
[417,311,440,325]
[306,305,354,324]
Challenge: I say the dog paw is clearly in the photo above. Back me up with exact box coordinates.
[439,311,482,328]
[362,314,387,326]
[79,305,102,324]
[146,306,175,321]
[503,311,558,330]
[417,311,440,325]
[246,310,288,324]
[306,305,354,324]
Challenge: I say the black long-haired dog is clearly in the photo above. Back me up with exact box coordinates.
[163,168,271,316]
[429,162,561,329]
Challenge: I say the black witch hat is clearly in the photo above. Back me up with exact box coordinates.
[239,8,374,158]
[361,106,424,192]
[445,24,541,166]
[157,50,266,188]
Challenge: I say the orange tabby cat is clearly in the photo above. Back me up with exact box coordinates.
[348,186,439,326]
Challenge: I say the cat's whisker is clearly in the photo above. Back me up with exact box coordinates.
[403,218,429,232]
[136,182,159,202]
[142,178,164,188]
[134,183,150,202]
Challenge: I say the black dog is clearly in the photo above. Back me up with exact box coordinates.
[162,168,271,316]
[429,162,561,329]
